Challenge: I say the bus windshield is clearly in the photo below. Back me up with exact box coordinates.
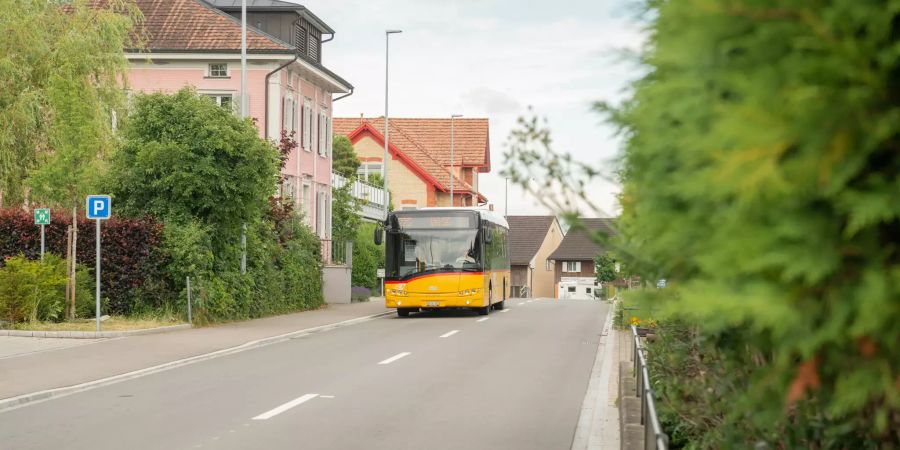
[386,229,481,279]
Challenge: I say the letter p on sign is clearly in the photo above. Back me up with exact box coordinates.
[86,195,112,220]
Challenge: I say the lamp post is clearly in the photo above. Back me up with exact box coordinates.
[383,30,402,221]
[505,177,509,216]
[450,114,462,206]
[240,0,248,274]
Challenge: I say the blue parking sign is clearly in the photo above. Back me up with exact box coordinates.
[86,195,111,220]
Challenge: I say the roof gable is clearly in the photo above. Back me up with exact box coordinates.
[507,216,556,265]
[334,118,487,201]
[548,218,618,261]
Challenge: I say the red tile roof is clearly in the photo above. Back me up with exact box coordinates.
[131,0,293,52]
[336,117,490,170]
[334,117,487,200]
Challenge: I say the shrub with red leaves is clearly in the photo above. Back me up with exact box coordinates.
[0,209,174,314]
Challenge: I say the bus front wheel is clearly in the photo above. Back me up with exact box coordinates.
[478,288,492,315]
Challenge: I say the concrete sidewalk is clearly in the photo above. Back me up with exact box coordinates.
[0,301,387,402]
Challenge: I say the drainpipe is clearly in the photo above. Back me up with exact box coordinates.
[320,31,353,103]
[264,56,298,140]
[333,86,353,102]
[264,16,303,139]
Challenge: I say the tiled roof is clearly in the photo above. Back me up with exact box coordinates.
[507,216,556,265]
[131,0,294,53]
[548,218,618,261]
[333,117,486,198]
[336,117,489,169]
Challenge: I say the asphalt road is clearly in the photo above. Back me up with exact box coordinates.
[0,298,608,450]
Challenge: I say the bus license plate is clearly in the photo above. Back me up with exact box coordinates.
[427,301,440,307]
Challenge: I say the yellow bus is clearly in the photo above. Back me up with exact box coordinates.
[376,208,510,317]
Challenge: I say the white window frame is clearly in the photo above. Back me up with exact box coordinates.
[200,90,238,115]
[208,63,229,78]
[545,259,553,271]
[563,261,581,273]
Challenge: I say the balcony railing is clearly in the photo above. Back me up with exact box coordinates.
[332,172,388,221]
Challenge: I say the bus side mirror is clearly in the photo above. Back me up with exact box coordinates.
[484,231,492,244]
[374,228,383,246]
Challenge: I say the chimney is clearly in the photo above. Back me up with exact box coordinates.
[488,204,494,211]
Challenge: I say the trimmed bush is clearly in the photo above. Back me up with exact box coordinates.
[0,209,172,314]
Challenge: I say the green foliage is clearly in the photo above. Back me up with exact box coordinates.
[593,253,616,284]
[364,173,395,211]
[332,135,360,179]
[0,255,91,323]
[107,88,279,242]
[352,222,384,290]
[0,0,141,206]
[332,184,361,244]
[506,0,900,446]
[610,0,900,446]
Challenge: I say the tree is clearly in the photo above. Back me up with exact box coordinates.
[332,135,360,179]
[505,1,900,446]
[331,184,361,244]
[107,88,279,258]
[593,253,616,285]
[2,0,141,319]
[1,0,140,206]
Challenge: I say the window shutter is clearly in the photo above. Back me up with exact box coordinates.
[282,97,289,130]
[318,112,326,156]
[303,103,312,150]
[326,116,332,156]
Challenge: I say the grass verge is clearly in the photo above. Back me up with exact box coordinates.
[10,316,185,332]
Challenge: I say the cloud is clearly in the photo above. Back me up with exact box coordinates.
[302,0,647,216]
[459,87,522,115]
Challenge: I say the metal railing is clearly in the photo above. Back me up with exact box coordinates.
[332,172,387,208]
[631,325,669,450]
[320,239,351,266]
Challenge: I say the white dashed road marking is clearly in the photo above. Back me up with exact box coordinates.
[440,330,460,338]
[378,352,412,365]
[476,318,490,323]
[252,394,318,420]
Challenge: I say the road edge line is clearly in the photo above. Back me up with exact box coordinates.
[0,310,394,413]
[571,303,617,450]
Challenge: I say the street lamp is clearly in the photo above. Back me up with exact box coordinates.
[383,30,402,221]
[449,114,462,206]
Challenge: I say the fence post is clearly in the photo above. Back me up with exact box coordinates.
[186,276,192,324]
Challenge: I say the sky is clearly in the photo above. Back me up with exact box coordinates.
[297,0,647,218]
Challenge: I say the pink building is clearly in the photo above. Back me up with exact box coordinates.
[124,0,352,238]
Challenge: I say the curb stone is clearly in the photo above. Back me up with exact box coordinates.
[0,324,192,339]
[0,310,394,412]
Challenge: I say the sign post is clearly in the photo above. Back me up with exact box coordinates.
[376,268,385,297]
[86,195,111,332]
[34,208,50,261]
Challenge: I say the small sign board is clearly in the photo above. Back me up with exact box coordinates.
[86,195,111,220]
[34,208,50,225]
[376,268,385,278]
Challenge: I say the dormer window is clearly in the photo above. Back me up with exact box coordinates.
[294,17,322,63]
[208,63,228,78]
